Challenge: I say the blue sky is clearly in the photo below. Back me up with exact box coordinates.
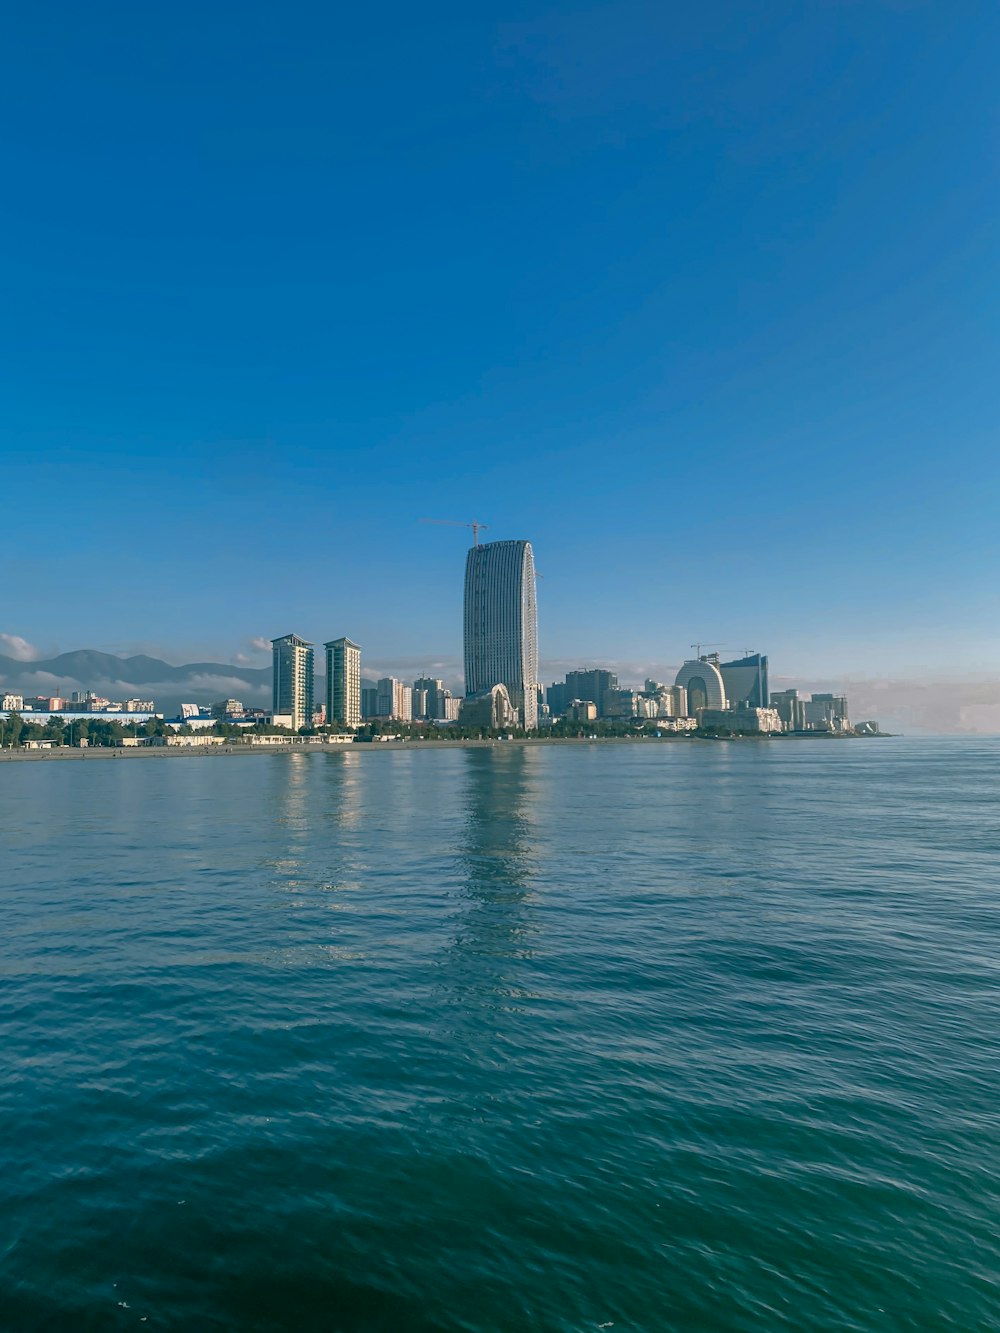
[2,1,997,684]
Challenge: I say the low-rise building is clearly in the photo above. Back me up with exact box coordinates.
[699,706,784,734]
[460,684,517,729]
[211,698,245,719]
[566,699,597,723]
[2,694,24,711]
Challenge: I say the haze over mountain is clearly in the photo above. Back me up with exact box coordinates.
[0,649,273,718]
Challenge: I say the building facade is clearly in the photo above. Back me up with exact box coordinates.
[674,657,727,714]
[460,683,517,730]
[463,539,539,728]
[699,706,784,734]
[720,654,769,708]
[271,633,314,731]
[376,677,412,721]
[325,637,361,729]
[770,688,806,731]
[564,668,618,718]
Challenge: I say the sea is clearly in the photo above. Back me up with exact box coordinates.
[1,739,998,1331]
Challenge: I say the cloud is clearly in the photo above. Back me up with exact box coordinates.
[249,637,271,653]
[0,633,40,661]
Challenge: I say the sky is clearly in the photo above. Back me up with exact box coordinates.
[2,1,998,707]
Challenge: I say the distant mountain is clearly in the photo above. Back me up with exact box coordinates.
[0,649,275,716]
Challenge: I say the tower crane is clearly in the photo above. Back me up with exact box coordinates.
[420,518,489,546]
[690,642,727,659]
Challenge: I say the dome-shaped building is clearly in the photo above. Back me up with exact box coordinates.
[674,658,727,715]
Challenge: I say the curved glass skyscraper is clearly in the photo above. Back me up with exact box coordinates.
[463,539,538,728]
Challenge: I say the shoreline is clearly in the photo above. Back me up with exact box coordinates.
[0,733,888,762]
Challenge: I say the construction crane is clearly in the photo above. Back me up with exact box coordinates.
[421,518,489,546]
[690,642,727,659]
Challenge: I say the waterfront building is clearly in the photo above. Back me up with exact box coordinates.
[805,694,850,730]
[603,688,640,718]
[720,653,769,709]
[325,637,362,729]
[641,681,687,719]
[271,633,314,732]
[464,539,539,728]
[674,657,727,714]
[460,683,517,730]
[211,698,245,719]
[699,706,784,734]
[771,688,806,731]
[2,694,24,711]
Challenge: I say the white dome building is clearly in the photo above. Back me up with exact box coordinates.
[674,658,727,715]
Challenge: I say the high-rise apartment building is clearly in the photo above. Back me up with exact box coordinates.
[376,677,412,721]
[271,633,314,731]
[771,688,806,731]
[325,637,361,729]
[463,539,539,728]
[564,668,619,718]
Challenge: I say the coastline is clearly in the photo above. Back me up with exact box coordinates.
[0,733,884,762]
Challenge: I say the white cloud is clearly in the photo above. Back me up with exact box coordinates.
[249,637,271,653]
[0,633,40,661]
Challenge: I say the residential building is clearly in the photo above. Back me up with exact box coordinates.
[719,654,769,708]
[464,539,539,727]
[674,657,727,714]
[564,668,618,718]
[604,688,641,718]
[376,677,412,721]
[566,699,597,723]
[211,699,245,719]
[771,689,806,731]
[699,706,784,734]
[361,681,379,720]
[271,633,314,731]
[325,637,362,729]
[3,694,24,711]
[805,694,850,729]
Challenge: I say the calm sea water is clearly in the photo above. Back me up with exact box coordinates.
[2,740,998,1331]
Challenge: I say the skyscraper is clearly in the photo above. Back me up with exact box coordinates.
[271,633,314,731]
[720,653,769,709]
[325,637,361,729]
[463,539,538,728]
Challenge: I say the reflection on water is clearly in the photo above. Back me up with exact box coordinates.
[444,748,541,1011]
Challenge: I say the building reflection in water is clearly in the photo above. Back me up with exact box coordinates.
[443,746,541,1010]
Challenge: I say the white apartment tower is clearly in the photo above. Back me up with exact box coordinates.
[325,637,361,729]
[463,539,538,728]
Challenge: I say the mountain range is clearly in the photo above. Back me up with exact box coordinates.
[0,650,275,717]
